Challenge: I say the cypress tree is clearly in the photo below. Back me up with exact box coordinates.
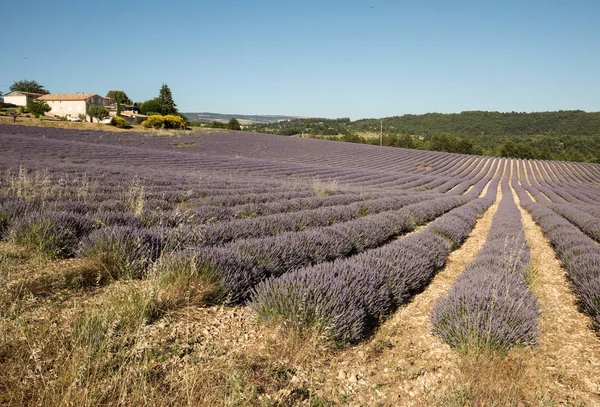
[158,84,177,115]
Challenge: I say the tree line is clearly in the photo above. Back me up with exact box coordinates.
[247,111,600,163]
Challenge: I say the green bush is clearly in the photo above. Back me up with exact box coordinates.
[228,117,241,130]
[88,104,109,123]
[111,116,127,128]
[26,99,51,119]
[208,120,228,129]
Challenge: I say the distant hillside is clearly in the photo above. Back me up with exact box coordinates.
[183,112,301,125]
[352,110,600,137]
[246,110,600,163]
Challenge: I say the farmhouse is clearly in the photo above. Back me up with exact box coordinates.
[2,91,45,106]
[38,93,107,120]
[120,110,148,124]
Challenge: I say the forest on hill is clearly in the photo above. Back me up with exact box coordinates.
[248,110,600,163]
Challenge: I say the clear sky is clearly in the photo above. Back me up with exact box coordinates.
[1,0,598,119]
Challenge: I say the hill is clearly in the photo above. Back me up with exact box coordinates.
[183,111,301,125]
[352,110,600,137]
[247,110,600,163]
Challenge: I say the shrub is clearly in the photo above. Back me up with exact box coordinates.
[431,269,539,354]
[141,115,164,129]
[0,200,31,239]
[431,182,539,354]
[141,115,186,130]
[228,117,241,130]
[11,212,94,259]
[88,104,109,123]
[163,115,186,129]
[0,210,9,239]
[110,116,127,128]
[208,120,228,129]
[26,100,51,119]
[78,226,163,279]
[154,251,222,313]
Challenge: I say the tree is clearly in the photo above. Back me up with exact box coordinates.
[500,141,534,159]
[139,98,163,115]
[26,99,51,118]
[138,84,180,116]
[106,90,132,105]
[228,117,241,130]
[88,104,109,123]
[10,79,50,94]
[430,133,460,153]
[208,120,228,129]
[158,83,177,115]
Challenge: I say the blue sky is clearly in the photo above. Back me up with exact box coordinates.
[1,0,598,119]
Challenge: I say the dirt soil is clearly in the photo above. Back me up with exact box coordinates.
[512,187,600,405]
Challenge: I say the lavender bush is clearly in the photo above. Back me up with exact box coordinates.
[11,211,94,259]
[250,182,499,344]
[431,180,539,353]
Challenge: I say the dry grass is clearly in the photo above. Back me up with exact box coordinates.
[0,240,336,406]
[0,115,134,132]
[440,352,553,406]
[312,178,342,197]
[0,115,229,138]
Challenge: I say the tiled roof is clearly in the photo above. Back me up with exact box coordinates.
[4,91,45,97]
[38,93,99,101]
[120,111,148,118]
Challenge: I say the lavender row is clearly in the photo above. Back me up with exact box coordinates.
[548,204,600,243]
[516,162,600,243]
[197,194,435,246]
[1,131,463,189]
[5,125,600,186]
[249,176,500,344]
[431,175,539,353]
[192,194,471,304]
[512,178,600,332]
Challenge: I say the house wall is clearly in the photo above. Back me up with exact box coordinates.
[3,95,27,106]
[47,100,88,118]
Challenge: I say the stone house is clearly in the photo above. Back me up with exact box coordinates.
[37,93,107,121]
[2,91,45,106]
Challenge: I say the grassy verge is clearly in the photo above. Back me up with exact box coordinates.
[0,242,337,406]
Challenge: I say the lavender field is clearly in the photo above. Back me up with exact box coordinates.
[1,124,600,406]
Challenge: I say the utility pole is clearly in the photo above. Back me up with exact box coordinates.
[380,119,383,147]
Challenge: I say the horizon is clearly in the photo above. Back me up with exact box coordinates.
[1,0,599,119]
[182,108,600,121]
